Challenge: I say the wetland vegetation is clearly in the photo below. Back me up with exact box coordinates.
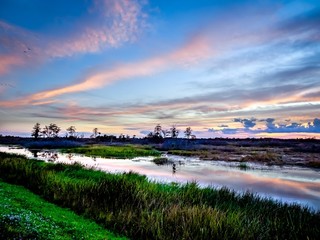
[61,145,161,158]
[0,152,319,239]
[0,179,125,240]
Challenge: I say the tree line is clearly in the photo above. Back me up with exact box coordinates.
[31,123,81,139]
[147,124,196,139]
[31,123,196,139]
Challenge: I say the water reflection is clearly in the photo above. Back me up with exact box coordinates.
[40,151,59,162]
[30,149,39,158]
[172,163,176,175]
[0,145,319,211]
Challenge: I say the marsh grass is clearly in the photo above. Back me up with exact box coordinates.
[61,145,161,158]
[0,179,126,240]
[0,152,319,240]
[153,157,170,165]
[240,152,283,163]
[167,149,200,157]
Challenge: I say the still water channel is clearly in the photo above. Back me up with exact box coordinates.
[1,145,319,211]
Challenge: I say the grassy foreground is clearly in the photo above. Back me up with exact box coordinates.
[61,145,161,158]
[0,180,125,240]
[0,152,319,240]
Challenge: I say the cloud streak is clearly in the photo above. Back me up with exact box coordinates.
[0,54,24,75]
[47,0,148,57]
[0,35,211,107]
[0,0,147,75]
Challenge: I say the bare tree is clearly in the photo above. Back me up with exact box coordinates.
[184,127,192,139]
[31,123,41,139]
[66,126,76,138]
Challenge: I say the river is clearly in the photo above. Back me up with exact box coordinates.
[1,145,319,211]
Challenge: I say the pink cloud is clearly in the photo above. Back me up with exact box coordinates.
[0,54,24,75]
[47,0,147,57]
[0,0,148,73]
[0,35,212,107]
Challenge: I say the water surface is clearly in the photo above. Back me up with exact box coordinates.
[1,145,319,211]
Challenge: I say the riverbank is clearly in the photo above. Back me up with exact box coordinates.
[166,145,320,168]
[1,136,319,168]
[0,152,319,239]
[0,179,125,240]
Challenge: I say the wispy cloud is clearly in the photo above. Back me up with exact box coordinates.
[0,54,23,75]
[0,35,211,107]
[3,1,319,105]
[0,0,148,75]
[47,0,148,57]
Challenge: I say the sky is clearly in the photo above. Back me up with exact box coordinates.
[0,0,319,138]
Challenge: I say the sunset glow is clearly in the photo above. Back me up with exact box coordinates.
[0,0,319,138]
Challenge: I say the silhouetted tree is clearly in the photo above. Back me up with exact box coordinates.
[91,128,100,138]
[184,127,192,139]
[49,123,60,138]
[66,126,76,138]
[99,134,117,142]
[170,125,179,138]
[41,125,50,138]
[42,123,60,138]
[31,123,41,139]
[154,124,164,138]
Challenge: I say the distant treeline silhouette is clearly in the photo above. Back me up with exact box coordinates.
[31,123,196,140]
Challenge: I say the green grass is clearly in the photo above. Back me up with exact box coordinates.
[61,145,161,158]
[0,152,319,240]
[0,179,126,240]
